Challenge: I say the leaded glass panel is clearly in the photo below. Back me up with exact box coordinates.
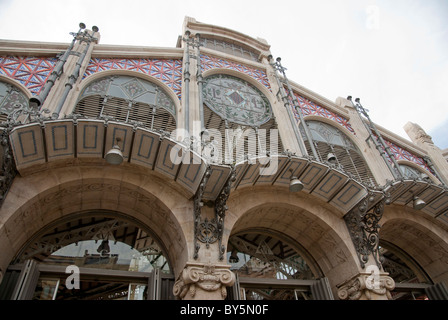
[203,74,272,126]
[0,81,28,117]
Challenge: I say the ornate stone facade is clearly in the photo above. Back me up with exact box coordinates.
[0,17,447,301]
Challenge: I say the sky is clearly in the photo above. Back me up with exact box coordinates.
[1,0,447,149]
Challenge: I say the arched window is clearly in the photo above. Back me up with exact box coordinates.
[75,76,176,133]
[399,163,432,182]
[227,232,321,300]
[202,74,283,164]
[301,120,377,187]
[199,37,260,62]
[0,81,29,123]
[380,241,432,300]
[5,214,174,300]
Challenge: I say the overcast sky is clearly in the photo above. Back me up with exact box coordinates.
[1,0,447,149]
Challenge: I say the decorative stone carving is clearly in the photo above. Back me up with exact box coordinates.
[173,262,235,300]
[344,196,384,269]
[337,270,395,300]
[404,122,434,145]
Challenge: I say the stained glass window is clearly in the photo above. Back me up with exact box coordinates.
[203,74,272,127]
[0,81,29,120]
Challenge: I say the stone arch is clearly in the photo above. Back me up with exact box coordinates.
[13,209,175,272]
[397,159,439,183]
[380,204,448,285]
[0,164,193,278]
[224,185,361,294]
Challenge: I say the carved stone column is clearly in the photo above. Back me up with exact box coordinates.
[173,262,235,300]
[337,270,395,300]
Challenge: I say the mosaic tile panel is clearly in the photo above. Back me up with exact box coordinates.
[0,56,57,95]
[384,139,432,173]
[292,92,355,134]
[83,58,183,100]
[201,54,271,90]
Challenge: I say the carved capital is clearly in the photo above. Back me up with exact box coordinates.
[173,262,235,300]
[337,270,395,300]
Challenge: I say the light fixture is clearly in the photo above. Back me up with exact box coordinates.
[105,138,124,165]
[327,152,336,163]
[97,239,110,256]
[229,249,239,263]
[413,196,426,210]
[289,176,304,192]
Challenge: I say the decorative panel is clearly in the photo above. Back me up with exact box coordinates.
[297,161,329,192]
[203,165,231,200]
[201,54,271,90]
[255,156,289,185]
[45,120,74,160]
[312,170,349,201]
[176,152,207,195]
[236,161,261,188]
[329,181,367,214]
[273,158,309,187]
[77,120,105,158]
[10,123,46,169]
[154,139,181,179]
[292,93,354,134]
[129,128,160,169]
[413,184,444,205]
[202,74,272,126]
[0,81,29,116]
[420,192,448,217]
[0,56,57,95]
[384,139,432,173]
[104,122,134,161]
[83,58,183,100]
[392,181,428,205]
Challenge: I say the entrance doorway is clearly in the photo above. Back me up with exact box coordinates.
[0,213,175,300]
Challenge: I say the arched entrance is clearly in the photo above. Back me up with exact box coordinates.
[0,164,193,300]
[1,211,174,300]
[380,206,448,299]
[224,185,361,299]
[226,230,324,300]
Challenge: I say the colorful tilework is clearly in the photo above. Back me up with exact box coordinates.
[0,56,57,95]
[200,54,271,90]
[384,139,432,173]
[83,58,183,100]
[292,92,355,134]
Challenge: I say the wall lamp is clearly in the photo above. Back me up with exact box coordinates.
[289,168,304,192]
[105,138,124,165]
[289,176,304,192]
[413,196,426,210]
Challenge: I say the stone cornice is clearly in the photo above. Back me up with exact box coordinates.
[0,39,67,56]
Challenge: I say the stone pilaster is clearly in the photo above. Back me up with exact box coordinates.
[337,270,395,300]
[173,262,235,300]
